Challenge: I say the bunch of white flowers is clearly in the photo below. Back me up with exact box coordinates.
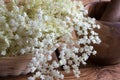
[0,0,101,80]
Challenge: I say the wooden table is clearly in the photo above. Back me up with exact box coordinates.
[0,63,120,80]
[2,0,120,80]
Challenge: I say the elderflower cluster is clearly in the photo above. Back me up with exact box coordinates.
[0,0,101,80]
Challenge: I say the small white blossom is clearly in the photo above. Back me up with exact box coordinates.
[96,24,101,29]
[47,54,52,61]
[0,0,101,80]
[92,50,97,55]
[31,66,37,73]
[35,71,41,78]
[1,51,6,55]
[52,61,59,68]
[82,53,89,61]
[44,16,49,21]
[28,76,35,80]
[14,34,19,40]
[20,49,26,54]
[72,47,79,53]
[59,59,66,65]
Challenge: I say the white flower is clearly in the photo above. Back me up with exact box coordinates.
[66,16,71,22]
[31,66,37,73]
[1,51,6,56]
[96,24,101,29]
[0,0,101,80]
[20,49,26,54]
[35,71,41,78]
[40,75,45,80]
[92,50,97,55]
[59,58,66,65]
[72,47,79,53]
[14,34,20,40]
[82,53,89,61]
[28,76,35,80]
[44,15,49,21]
[52,61,59,68]
[80,48,84,53]
[47,54,52,61]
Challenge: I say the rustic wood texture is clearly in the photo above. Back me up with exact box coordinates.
[1,0,120,80]
[0,52,58,77]
[78,0,110,5]
[101,0,120,21]
[0,63,120,80]
[0,55,32,77]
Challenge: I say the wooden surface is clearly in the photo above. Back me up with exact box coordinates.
[0,63,120,80]
[1,0,120,80]
[79,0,110,5]
[0,55,32,76]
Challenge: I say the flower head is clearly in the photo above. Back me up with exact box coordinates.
[0,0,101,80]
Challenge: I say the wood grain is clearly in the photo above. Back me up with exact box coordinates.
[101,0,120,21]
[0,54,32,77]
[78,0,110,5]
[1,0,120,80]
[0,63,120,80]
